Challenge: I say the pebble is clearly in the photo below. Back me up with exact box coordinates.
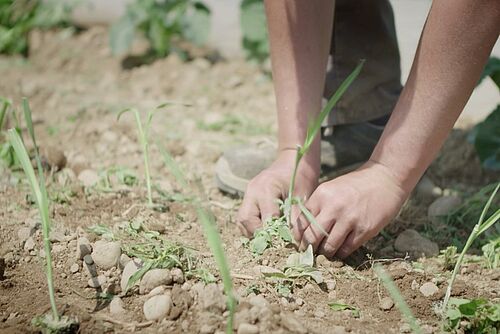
[76,237,92,260]
[193,283,226,312]
[237,323,259,334]
[24,237,35,251]
[428,196,462,223]
[41,146,67,170]
[295,298,304,306]
[148,286,166,297]
[280,312,307,334]
[419,282,439,297]
[411,280,419,290]
[119,254,131,270]
[326,279,336,291]
[78,169,99,187]
[88,275,107,288]
[379,296,394,310]
[414,176,441,201]
[109,297,126,315]
[91,240,121,270]
[139,269,173,294]
[70,263,80,273]
[83,254,94,265]
[17,227,34,242]
[49,231,66,243]
[394,229,439,258]
[121,258,143,291]
[171,268,184,284]
[143,294,172,321]
[248,295,269,310]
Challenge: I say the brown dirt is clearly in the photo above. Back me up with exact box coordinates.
[0,27,498,334]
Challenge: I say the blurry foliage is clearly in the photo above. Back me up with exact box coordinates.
[110,0,211,58]
[240,0,269,63]
[470,57,500,171]
[0,0,74,56]
[445,298,500,333]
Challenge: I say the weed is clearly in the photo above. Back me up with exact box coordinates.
[328,302,360,318]
[439,246,458,271]
[247,205,292,255]
[481,236,500,269]
[444,298,500,333]
[442,182,500,312]
[8,98,77,332]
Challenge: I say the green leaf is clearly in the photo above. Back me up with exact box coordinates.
[241,0,267,42]
[183,2,210,46]
[249,232,270,255]
[109,16,136,56]
[478,57,500,89]
[473,105,500,171]
[328,302,360,318]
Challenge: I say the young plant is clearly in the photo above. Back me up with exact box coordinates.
[442,182,500,312]
[283,61,364,233]
[248,205,292,255]
[158,141,236,334]
[8,98,77,332]
[444,298,500,333]
[117,105,167,206]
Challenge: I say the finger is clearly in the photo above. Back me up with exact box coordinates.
[317,221,353,259]
[291,200,319,243]
[336,229,366,259]
[257,196,281,223]
[299,211,335,252]
[237,195,262,237]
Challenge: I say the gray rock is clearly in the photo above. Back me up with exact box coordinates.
[139,269,173,294]
[415,176,441,201]
[379,296,394,310]
[41,146,67,170]
[143,294,172,321]
[171,268,184,284]
[248,295,269,310]
[88,275,107,288]
[237,323,259,334]
[76,237,92,260]
[194,283,226,312]
[428,196,462,223]
[49,231,67,243]
[109,297,126,315]
[17,227,34,242]
[91,240,121,270]
[419,282,439,297]
[70,263,80,273]
[119,253,131,270]
[280,312,307,334]
[78,169,99,187]
[148,286,166,297]
[24,237,35,252]
[394,229,439,258]
[121,258,143,291]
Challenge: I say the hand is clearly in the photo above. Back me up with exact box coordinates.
[237,150,319,237]
[294,161,409,259]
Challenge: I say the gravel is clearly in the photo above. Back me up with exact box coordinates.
[91,240,121,270]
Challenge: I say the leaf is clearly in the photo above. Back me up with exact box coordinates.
[249,232,270,255]
[276,225,292,242]
[183,2,210,46]
[240,0,267,42]
[328,302,360,318]
[473,105,500,171]
[109,16,136,56]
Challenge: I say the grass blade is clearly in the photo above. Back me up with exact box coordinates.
[0,98,11,130]
[156,140,188,188]
[296,197,328,237]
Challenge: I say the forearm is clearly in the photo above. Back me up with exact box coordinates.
[264,0,334,173]
[371,0,500,194]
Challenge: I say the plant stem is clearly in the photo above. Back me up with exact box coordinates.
[286,148,302,226]
[133,111,153,206]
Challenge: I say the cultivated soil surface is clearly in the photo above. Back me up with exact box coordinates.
[0,27,498,334]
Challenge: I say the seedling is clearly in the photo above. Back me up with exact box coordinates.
[442,182,500,312]
[481,236,499,269]
[444,298,500,333]
[158,141,236,334]
[117,105,168,206]
[283,61,364,235]
[8,98,77,332]
[247,205,292,255]
[97,166,138,191]
[328,302,360,318]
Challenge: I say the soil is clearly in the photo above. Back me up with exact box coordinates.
[0,27,498,334]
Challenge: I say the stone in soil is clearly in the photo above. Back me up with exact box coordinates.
[119,253,131,270]
[414,175,441,201]
[419,282,439,297]
[139,268,173,294]
[24,237,35,252]
[91,240,121,270]
[49,230,67,243]
[171,267,184,284]
[428,196,462,223]
[379,296,394,310]
[76,237,92,260]
[121,258,143,291]
[248,295,269,310]
[394,229,439,258]
[193,283,227,313]
[143,293,172,321]
[237,323,259,334]
[17,227,34,243]
[78,169,99,187]
[70,263,79,273]
[88,275,107,288]
[280,312,307,334]
[109,296,126,315]
[41,146,67,170]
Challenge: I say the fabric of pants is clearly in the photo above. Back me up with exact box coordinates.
[325,0,403,126]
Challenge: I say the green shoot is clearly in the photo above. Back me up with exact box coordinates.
[158,141,236,334]
[117,105,168,206]
[445,298,500,333]
[0,97,10,130]
[248,208,292,255]
[328,302,360,318]
[373,264,422,334]
[442,182,500,312]
[284,61,364,232]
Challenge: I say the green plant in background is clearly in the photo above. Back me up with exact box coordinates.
[442,183,500,312]
[110,0,210,58]
[470,56,500,171]
[8,98,77,332]
[481,236,500,269]
[0,0,74,55]
[0,97,21,170]
[240,0,269,63]
[445,298,500,333]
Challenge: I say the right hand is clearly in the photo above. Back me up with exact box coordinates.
[236,149,319,237]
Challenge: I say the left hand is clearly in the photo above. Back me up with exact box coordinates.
[294,161,409,259]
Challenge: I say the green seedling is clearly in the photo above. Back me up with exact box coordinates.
[117,105,168,206]
[0,98,21,170]
[8,98,77,332]
[328,302,360,318]
[158,141,236,334]
[248,207,292,255]
[481,236,500,269]
[97,166,138,191]
[442,182,500,312]
[445,298,500,333]
[283,61,364,235]
[439,246,458,271]
[373,264,422,334]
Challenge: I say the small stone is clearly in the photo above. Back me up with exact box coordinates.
[78,169,99,187]
[171,268,184,284]
[143,294,172,321]
[119,253,131,270]
[148,285,166,297]
[295,298,304,306]
[415,176,441,201]
[193,283,226,312]
[200,324,216,334]
[400,323,412,333]
[326,279,336,291]
[88,275,107,288]
[109,297,126,315]
[49,231,66,243]
[419,282,439,297]
[379,296,394,310]
[91,240,121,270]
[237,323,259,334]
[314,310,325,318]
[139,269,173,294]
[248,295,269,310]
[121,258,143,291]
[76,237,92,260]
[41,146,66,170]
[24,237,35,251]
[428,196,462,223]
[394,229,439,258]
[17,227,34,242]
[70,263,79,273]
[280,312,307,334]
[83,254,94,265]
[411,280,419,290]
